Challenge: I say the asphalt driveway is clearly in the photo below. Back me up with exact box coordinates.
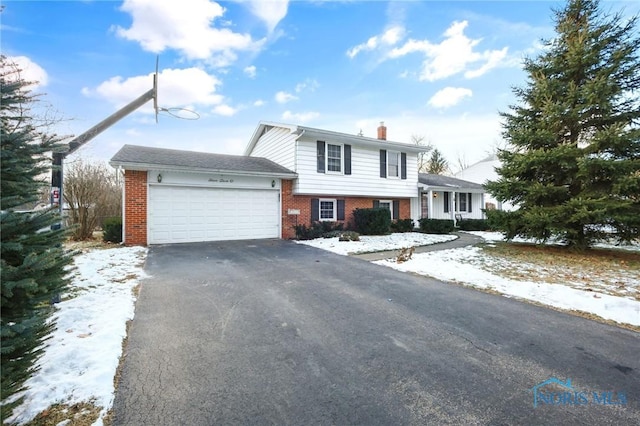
[113,239,640,425]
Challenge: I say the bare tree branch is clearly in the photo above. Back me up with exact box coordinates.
[63,159,122,240]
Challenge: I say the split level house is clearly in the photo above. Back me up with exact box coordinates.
[110,121,485,246]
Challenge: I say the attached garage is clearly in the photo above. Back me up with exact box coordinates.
[110,144,297,246]
[148,185,279,244]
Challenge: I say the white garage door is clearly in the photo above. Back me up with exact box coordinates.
[148,185,280,244]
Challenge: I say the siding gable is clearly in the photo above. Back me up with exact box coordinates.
[249,126,296,170]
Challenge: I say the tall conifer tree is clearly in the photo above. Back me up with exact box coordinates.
[1,56,73,419]
[486,0,640,249]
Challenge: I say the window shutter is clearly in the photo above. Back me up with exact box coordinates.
[380,150,387,178]
[311,198,319,221]
[401,153,407,180]
[337,200,345,221]
[373,200,380,208]
[468,193,472,213]
[444,192,449,213]
[344,144,351,175]
[393,200,400,220]
[317,141,325,173]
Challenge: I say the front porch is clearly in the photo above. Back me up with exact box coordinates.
[418,174,486,224]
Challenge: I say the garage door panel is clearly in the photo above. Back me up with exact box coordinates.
[148,186,279,244]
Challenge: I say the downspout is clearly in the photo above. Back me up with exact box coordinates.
[293,129,305,173]
[119,166,125,244]
[292,129,305,193]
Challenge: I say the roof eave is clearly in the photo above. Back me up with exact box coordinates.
[109,161,298,179]
[297,127,426,153]
[418,183,485,192]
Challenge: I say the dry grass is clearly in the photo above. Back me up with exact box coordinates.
[479,242,640,300]
[64,230,121,252]
[19,401,101,426]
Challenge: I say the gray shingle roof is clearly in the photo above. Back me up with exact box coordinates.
[110,144,296,176]
[419,173,484,190]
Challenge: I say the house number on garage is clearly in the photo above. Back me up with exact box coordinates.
[208,178,234,183]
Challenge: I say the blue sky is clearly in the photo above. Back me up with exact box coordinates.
[2,0,639,171]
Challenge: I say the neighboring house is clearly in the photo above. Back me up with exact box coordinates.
[110,145,297,245]
[110,122,426,246]
[245,122,426,238]
[418,173,485,222]
[454,154,516,211]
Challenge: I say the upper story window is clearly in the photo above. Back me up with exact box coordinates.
[388,151,400,178]
[379,149,407,180]
[327,144,342,172]
[317,141,351,175]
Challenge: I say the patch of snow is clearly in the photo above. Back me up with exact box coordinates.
[376,246,640,327]
[295,232,457,255]
[7,246,148,425]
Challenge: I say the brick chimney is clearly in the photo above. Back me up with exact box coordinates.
[377,121,387,140]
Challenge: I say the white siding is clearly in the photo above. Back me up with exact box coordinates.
[294,139,418,198]
[250,127,296,171]
[455,158,516,211]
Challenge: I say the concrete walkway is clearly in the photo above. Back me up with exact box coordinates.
[352,231,484,261]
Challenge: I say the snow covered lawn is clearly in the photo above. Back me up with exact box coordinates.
[299,231,640,328]
[7,245,148,426]
[295,232,457,255]
[376,246,639,327]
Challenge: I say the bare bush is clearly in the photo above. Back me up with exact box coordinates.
[63,159,121,240]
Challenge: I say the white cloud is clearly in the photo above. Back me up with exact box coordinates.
[82,67,224,113]
[213,104,238,116]
[244,65,257,78]
[464,47,509,79]
[295,78,319,93]
[2,56,48,88]
[275,91,297,104]
[346,25,405,58]
[243,0,289,33]
[428,87,473,109]
[282,110,319,123]
[253,99,265,107]
[114,0,262,65]
[386,20,508,81]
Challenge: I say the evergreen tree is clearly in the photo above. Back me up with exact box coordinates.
[426,148,449,175]
[1,56,73,419]
[486,0,640,249]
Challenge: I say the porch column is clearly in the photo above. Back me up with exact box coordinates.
[450,191,456,221]
[427,189,433,219]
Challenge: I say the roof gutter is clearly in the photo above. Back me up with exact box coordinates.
[109,161,298,179]
[297,127,426,153]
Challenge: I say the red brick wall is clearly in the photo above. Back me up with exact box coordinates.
[281,179,411,239]
[124,170,147,246]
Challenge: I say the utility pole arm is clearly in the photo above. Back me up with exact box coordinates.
[66,85,156,155]
[51,69,157,218]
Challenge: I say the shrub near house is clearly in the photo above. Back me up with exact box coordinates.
[419,218,455,234]
[353,208,391,235]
